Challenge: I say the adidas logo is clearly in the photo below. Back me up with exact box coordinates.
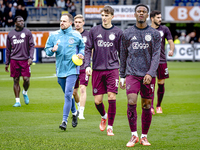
[12,35,16,39]
[97,34,102,38]
[131,36,137,40]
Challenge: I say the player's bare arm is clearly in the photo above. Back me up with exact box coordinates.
[168,39,175,56]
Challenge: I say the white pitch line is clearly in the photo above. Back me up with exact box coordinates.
[0,74,57,81]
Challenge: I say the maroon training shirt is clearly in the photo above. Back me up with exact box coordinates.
[6,28,35,65]
[84,24,123,70]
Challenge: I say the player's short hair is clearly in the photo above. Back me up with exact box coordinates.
[135,3,149,13]
[150,10,161,18]
[74,14,85,22]
[14,16,23,23]
[61,13,73,22]
[100,5,114,15]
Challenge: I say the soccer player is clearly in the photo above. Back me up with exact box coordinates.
[5,16,35,107]
[120,4,161,147]
[150,10,175,114]
[84,6,123,136]
[73,14,90,119]
[45,13,85,131]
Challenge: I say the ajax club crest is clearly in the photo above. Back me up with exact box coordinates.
[109,33,115,41]
[145,34,152,42]
[21,33,25,38]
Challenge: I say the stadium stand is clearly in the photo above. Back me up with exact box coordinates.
[173,0,200,6]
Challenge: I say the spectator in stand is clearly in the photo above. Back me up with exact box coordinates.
[34,0,44,7]
[11,2,17,18]
[189,30,198,43]
[65,0,71,12]
[26,0,34,6]
[0,0,4,26]
[46,0,57,21]
[70,1,76,17]
[0,10,3,27]
[16,0,25,6]
[132,0,140,4]
[5,11,14,27]
[7,0,13,4]
[46,0,57,7]
[179,32,186,44]
[21,5,27,21]
[0,0,5,12]
[57,0,65,20]
[3,2,12,20]
[15,4,22,17]
[174,35,181,44]
[34,0,44,21]
[57,0,65,9]
[185,31,198,43]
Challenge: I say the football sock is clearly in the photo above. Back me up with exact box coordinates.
[16,98,20,103]
[157,84,165,107]
[142,108,152,134]
[107,125,113,130]
[127,104,137,132]
[62,121,67,124]
[141,134,147,138]
[95,102,106,117]
[108,100,116,126]
[72,111,77,116]
[131,131,138,137]
[76,102,80,111]
[80,106,85,114]
[102,113,107,119]
[22,89,27,95]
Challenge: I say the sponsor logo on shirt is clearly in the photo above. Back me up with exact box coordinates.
[97,40,113,47]
[132,42,149,49]
[13,39,24,44]
[131,36,137,40]
[97,34,102,38]
[12,35,16,39]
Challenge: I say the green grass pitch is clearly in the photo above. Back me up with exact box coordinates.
[0,62,200,150]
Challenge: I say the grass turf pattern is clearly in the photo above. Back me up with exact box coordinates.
[0,62,200,149]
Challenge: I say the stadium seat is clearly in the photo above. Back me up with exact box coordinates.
[194,2,200,5]
[189,0,197,3]
[175,0,181,2]
[103,0,109,5]
[179,2,186,5]
[173,2,179,6]
[182,0,189,2]
[186,2,194,5]
[97,0,103,5]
